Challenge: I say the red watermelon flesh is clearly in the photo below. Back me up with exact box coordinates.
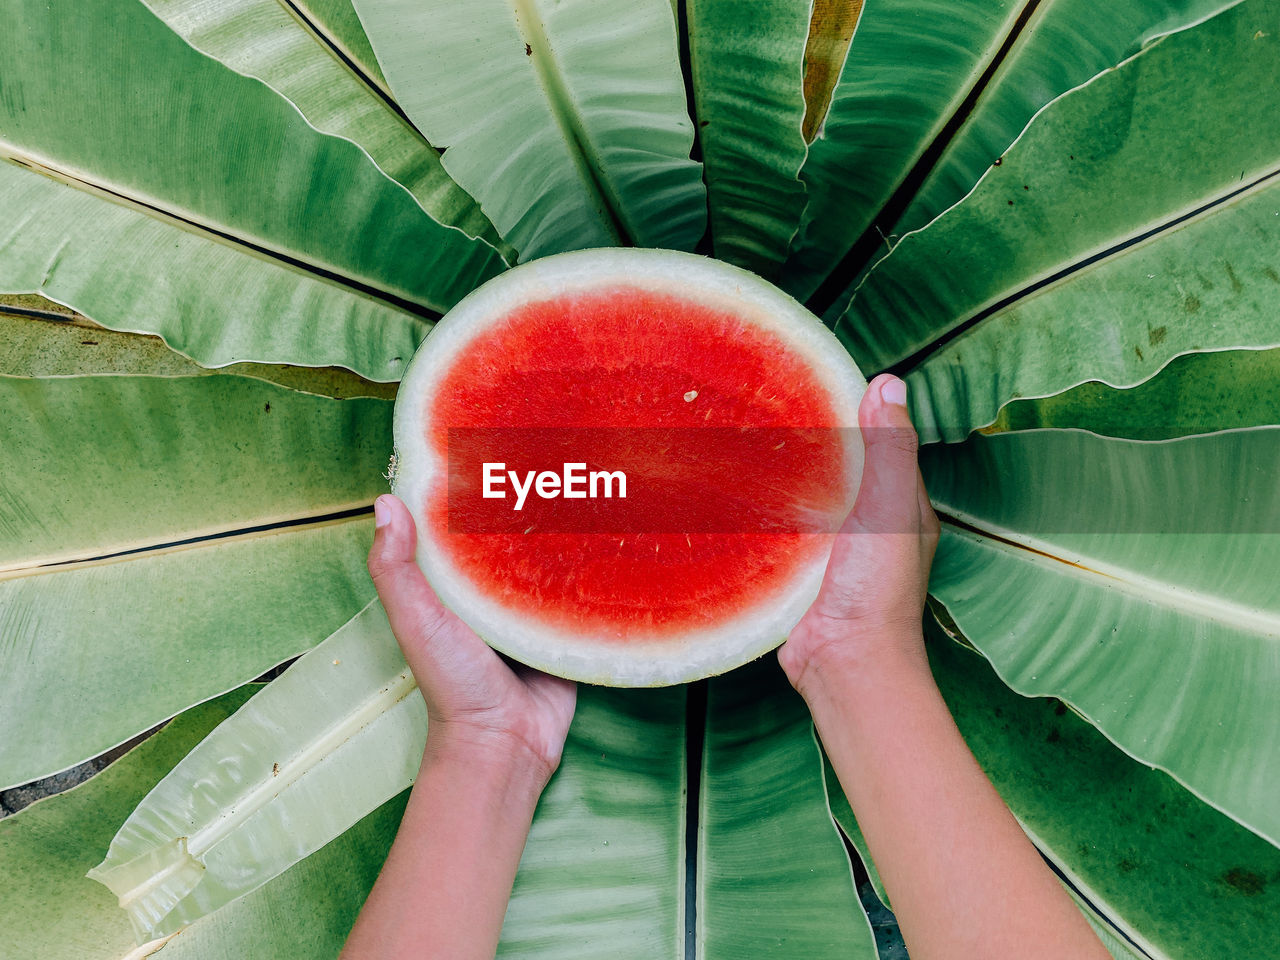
[419,286,850,639]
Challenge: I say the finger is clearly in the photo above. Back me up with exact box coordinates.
[849,374,923,536]
[367,494,485,673]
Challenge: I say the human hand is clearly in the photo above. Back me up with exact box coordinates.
[775,377,1110,960]
[367,494,577,785]
[778,374,941,694]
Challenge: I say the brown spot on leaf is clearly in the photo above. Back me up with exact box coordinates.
[993,157,1003,166]
[1118,858,1139,873]
[272,762,280,777]
[80,340,98,345]
[1264,267,1280,284]
[1222,868,1266,895]
[1149,325,1168,346]
[525,43,532,56]
[264,402,271,413]
[1134,346,1144,361]
[1225,263,1244,294]
[801,0,866,142]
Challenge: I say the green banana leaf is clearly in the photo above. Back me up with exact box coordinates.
[922,426,1280,846]
[907,176,1280,443]
[698,661,875,958]
[0,683,412,960]
[0,377,388,569]
[921,618,1280,960]
[986,346,1280,440]
[138,0,508,253]
[0,311,397,400]
[0,349,391,787]
[787,0,1234,304]
[0,686,259,960]
[89,602,422,938]
[895,0,1238,237]
[827,614,1280,959]
[350,0,706,258]
[292,0,389,84]
[687,0,812,275]
[0,517,377,793]
[838,0,1280,372]
[1,0,504,380]
[156,793,409,960]
[783,0,1021,301]
[89,620,878,956]
[0,163,430,383]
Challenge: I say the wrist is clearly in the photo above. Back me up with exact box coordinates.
[422,722,557,800]
[780,620,932,704]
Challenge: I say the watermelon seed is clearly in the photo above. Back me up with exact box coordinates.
[684,389,698,402]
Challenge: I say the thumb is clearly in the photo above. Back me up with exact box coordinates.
[367,494,469,668]
[849,374,922,536]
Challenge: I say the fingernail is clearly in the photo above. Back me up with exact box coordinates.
[880,376,907,406]
[374,496,390,529]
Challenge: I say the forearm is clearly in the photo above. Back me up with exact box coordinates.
[796,632,1109,960]
[340,732,548,960]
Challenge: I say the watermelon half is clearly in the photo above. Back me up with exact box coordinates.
[392,248,866,686]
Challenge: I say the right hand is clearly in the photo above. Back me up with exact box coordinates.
[778,374,941,694]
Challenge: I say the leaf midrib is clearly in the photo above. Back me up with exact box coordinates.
[0,149,441,321]
[190,665,416,859]
[890,163,1280,378]
[937,515,1280,638]
[513,0,631,245]
[803,0,1042,316]
[278,0,438,153]
[0,507,373,580]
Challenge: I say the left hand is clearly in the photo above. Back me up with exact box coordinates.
[367,494,577,785]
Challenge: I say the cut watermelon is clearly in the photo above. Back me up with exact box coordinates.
[392,249,865,685]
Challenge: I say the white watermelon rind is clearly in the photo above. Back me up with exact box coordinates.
[392,248,867,687]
